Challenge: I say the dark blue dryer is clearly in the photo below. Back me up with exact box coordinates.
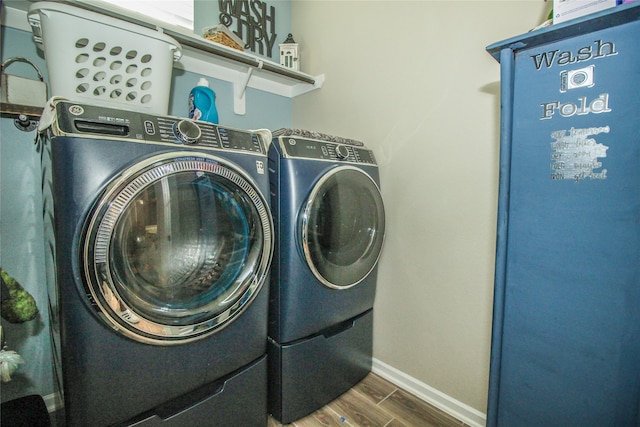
[267,131,385,423]
[39,100,274,426]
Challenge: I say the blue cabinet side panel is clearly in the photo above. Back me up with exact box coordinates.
[487,46,516,427]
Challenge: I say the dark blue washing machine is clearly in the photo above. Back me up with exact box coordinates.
[267,130,386,423]
[39,100,273,426]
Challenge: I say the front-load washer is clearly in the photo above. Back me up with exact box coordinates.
[38,100,273,426]
[267,130,386,423]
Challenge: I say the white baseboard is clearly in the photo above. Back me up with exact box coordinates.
[43,392,63,413]
[372,358,487,427]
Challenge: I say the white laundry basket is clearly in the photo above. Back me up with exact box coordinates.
[28,2,182,114]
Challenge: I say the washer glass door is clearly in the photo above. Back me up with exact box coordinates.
[82,152,273,345]
[301,166,385,289]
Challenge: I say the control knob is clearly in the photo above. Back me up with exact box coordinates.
[174,119,202,145]
[335,144,350,160]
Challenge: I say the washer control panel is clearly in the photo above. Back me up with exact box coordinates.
[53,101,266,155]
[279,137,377,165]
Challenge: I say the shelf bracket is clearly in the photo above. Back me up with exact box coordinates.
[232,60,264,115]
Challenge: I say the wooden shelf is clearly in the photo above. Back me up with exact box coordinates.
[166,27,325,115]
[0,102,43,120]
[41,2,324,115]
[3,2,324,116]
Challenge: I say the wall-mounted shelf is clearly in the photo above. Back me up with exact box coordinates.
[165,28,325,115]
[2,3,324,116]
[0,102,42,119]
[3,2,324,114]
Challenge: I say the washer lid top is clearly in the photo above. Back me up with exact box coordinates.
[82,152,273,345]
[301,166,385,289]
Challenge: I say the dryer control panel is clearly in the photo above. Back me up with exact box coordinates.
[52,101,267,155]
[278,137,377,165]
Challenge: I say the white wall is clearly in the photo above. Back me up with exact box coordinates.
[291,0,548,415]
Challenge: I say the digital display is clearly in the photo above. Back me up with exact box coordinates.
[285,139,323,158]
[354,148,377,164]
[219,128,263,154]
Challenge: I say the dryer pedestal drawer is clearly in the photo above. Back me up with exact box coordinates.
[267,309,373,424]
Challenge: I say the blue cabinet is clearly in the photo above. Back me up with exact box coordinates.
[486,4,640,426]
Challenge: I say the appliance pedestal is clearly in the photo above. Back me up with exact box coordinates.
[127,355,268,426]
[268,309,373,424]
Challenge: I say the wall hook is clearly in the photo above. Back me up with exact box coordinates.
[14,114,39,132]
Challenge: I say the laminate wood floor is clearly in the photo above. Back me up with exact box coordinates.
[48,372,469,426]
[268,373,471,427]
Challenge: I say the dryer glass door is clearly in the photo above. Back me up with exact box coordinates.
[301,166,385,289]
[82,153,273,345]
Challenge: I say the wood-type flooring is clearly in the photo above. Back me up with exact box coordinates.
[49,372,470,426]
[268,373,471,427]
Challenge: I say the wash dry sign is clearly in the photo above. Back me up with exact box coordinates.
[214,0,278,58]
